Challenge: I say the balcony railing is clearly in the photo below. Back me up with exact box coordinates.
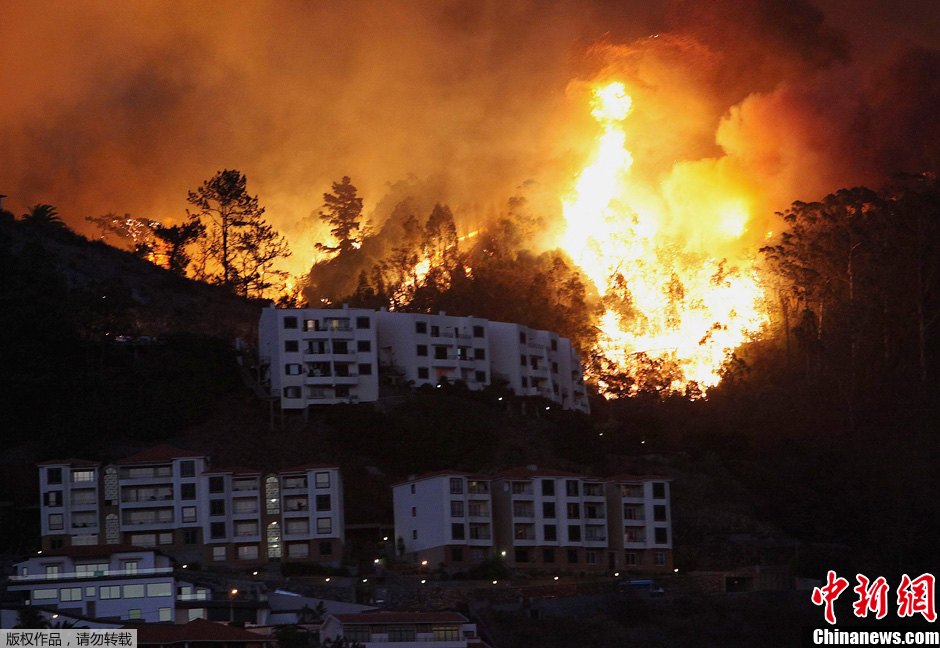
[10,566,173,582]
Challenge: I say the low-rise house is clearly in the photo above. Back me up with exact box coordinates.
[321,611,487,647]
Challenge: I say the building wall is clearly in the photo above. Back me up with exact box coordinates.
[605,479,674,573]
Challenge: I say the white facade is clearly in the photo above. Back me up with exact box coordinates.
[7,549,210,624]
[393,472,493,567]
[258,305,380,407]
[321,612,484,648]
[259,307,590,413]
[605,475,674,572]
[38,448,345,566]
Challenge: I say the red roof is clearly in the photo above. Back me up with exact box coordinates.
[490,466,594,480]
[332,611,468,624]
[204,466,262,476]
[129,619,271,644]
[280,463,338,474]
[37,458,101,467]
[116,445,208,465]
[37,544,161,559]
[604,473,673,483]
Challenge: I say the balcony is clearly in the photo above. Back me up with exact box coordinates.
[11,566,172,583]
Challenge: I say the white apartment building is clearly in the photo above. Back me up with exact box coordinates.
[491,467,609,572]
[605,475,674,573]
[392,472,494,568]
[258,306,379,407]
[38,447,345,567]
[7,547,211,624]
[259,306,590,413]
[321,611,486,648]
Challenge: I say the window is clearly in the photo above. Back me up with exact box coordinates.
[515,548,529,563]
[179,460,196,477]
[416,321,427,334]
[568,525,581,541]
[473,325,484,338]
[288,543,309,558]
[238,545,259,560]
[543,524,557,541]
[356,316,370,329]
[345,627,371,643]
[388,626,416,642]
[513,501,534,517]
[541,480,555,496]
[431,325,440,337]
[567,503,580,519]
[283,316,298,329]
[357,340,371,352]
[451,547,463,562]
[60,587,81,602]
[33,589,57,600]
[333,340,348,354]
[48,514,63,531]
[285,340,299,352]
[450,477,463,494]
[567,549,578,564]
[543,548,555,563]
[450,501,464,517]
[210,522,226,539]
[411,507,416,517]
[566,480,579,497]
[653,482,666,499]
[212,546,226,561]
[123,584,145,599]
[434,346,448,359]
[654,551,666,567]
[520,355,526,366]
[412,530,417,540]
[317,518,332,534]
[624,528,646,543]
[452,523,465,540]
[286,519,310,535]
[72,470,94,483]
[418,367,429,379]
[319,540,332,556]
[315,472,330,488]
[475,371,486,382]
[159,532,173,545]
[521,377,528,387]
[474,348,485,360]
[625,551,638,566]
[100,586,121,600]
[266,477,280,514]
[127,609,142,620]
[519,331,526,343]
[655,528,668,544]
[129,534,156,547]
[285,363,303,375]
[552,362,558,373]
[44,491,62,507]
[147,583,173,597]
[316,494,331,511]
[551,339,558,351]
[159,608,172,622]
[209,476,224,494]
[358,363,372,375]
[47,468,62,485]
[335,385,350,398]
[416,344,428,356]
[410,484,416,494]
[182,506,197,523]
[586,550,597,565]
[184,529,198,545]
[654,505,667,522]
[585,503,605,519]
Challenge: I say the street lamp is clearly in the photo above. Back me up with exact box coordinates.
[229,588,238,623]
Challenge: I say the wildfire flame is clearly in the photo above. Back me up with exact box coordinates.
[562,82,768,394]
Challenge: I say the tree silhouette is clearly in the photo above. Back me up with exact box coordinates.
[154,220,206,276]
[22,204,66,229]
[317,176,363,254]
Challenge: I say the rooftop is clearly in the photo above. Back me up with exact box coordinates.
[116,445,208,465]
[332,611,469,624]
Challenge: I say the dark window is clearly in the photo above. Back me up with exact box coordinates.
[515,548,529,563]
[412,530,417,540]
[356,316,370,329]
[416,321,427,334]
[285,340,299,352]
[180,461,195,477]
[542,480,555,496]
[530,357,539,369]
[567,549,578,563]
[284,386,301,398]
[209,476,224,493]
[543,548,555,563]
[210,499,225,516]
[181,483,196,500]
[653,482,666,499]
[567,503,580,519]
[543,502,556,518]
[568,525,581,541]
[283,316,298,329]
[210,522,226,539]
[47,468,62,485]
[316,494,331,511]
[552,362,558,373]
[654,505,667,522]
[566,480,579,497]
[333,340,348,354]
[358,363,372,376]
[473,325,484,338]
[319,541,332,556]
[551,339,558,351]
[335,385,350,397]
[418,367,429,379]
[357,340,371,352]
[450,501,464,517]
[412,507,416,517]
[520,355,526,366]
[451,523,465,540]
[474,348,485,360]
[184,530,198,545]
[50,538,63,549]
[434,346,448,359]
[475,371,486,382]
[450,478,463,494]
[417,345,428,357]
[544,524,557,541]
[410,484,416,494]
[521,377,528,388]
[431,325,440,337]
[519,331,526,343]
[451,547,463,562]
[43,491,62,507]
[655,527,668,544]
